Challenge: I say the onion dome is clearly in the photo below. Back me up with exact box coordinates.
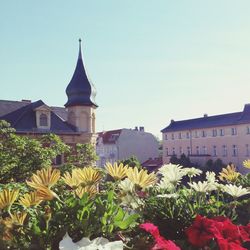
[65,39,98,108]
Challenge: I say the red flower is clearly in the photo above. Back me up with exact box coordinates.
[216,238,247,250]
[152,236,181,250]
[185,215,220,247]
[213,217,242,244]
[239,223,250,242]
[140,222,181,250]
[140,223,160,239]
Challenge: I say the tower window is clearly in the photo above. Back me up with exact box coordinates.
[39,113,48,127]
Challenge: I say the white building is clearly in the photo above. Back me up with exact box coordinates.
[96,127,159,167]
[161,104,250,173]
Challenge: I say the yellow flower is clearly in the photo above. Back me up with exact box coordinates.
[0,217,13,241]
[0,212,27,241]
[243,159,250,169]
[19,191,42,208]
[105,162,128,180]
[36,186,58,201]
[75,185,97,199]
[75,167,102,186]
[11,212,27,225]
[126,167,157,189]
[219,165,240,183]
[0,189,19,210]
[26,167,60,189]
[62,170,81,188]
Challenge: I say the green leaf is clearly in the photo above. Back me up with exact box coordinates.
[114,214,139,229]
[114,207,125,222]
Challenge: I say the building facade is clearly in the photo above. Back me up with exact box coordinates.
[96,127,159,167]
[161,104,250,173]
[0,40,98,163]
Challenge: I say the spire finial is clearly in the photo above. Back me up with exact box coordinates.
[78,38,82,59]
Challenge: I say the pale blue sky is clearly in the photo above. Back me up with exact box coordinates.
[0,1,250,138]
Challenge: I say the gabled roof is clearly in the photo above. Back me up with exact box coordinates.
[65,39,97,108]
[0,100,30,117]
[161,104,250,133]
[97,129,122,144]
[0,100,78,134]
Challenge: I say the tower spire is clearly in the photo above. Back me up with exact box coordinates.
[65,39,98,108]
[78,38,82,60]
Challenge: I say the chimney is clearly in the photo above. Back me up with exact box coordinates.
[204,114,208,117]
[21,99,31,103]
[171,119,174,123]
[134,126,138,131]
[139,126,144,132]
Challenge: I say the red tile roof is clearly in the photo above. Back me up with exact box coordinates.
[98,129,122,144]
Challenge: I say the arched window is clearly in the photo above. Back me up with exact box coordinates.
[39,113,48,126]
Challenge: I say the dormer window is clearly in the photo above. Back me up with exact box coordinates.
[40,113,48,126]
[35,104,51,129]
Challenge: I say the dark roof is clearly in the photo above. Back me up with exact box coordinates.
[97,129,122,144]
[161,104,250,133]
[51,106,68,121]
[65,39,97,108]
[0,100,30,117]
[142,157,163,172]
[0,100,78,134]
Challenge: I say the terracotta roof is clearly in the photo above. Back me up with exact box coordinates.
[161,104,250,133]
[98,129,122,144]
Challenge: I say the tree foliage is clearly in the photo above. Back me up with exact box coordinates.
[67,143,98,167]
[118,156,141,168]
[0,120,69,183]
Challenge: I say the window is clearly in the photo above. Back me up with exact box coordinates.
[202,146,207,155]
[172,147,176,155]
[178,132,182,139]
[231,128,237,135]
[232,145,237,157]
[222,145,227,157]
[166,148,169,156]
[55,155,62,165]
[246,144,249,156]
[165,134,168,140]
[187,146,191,155]
[171,133,174,140]
[247,127,250,134]
[179,147,183,155]
[39,113,48,126]
[212,129,217,137]
[186,132,190,139]
[194,131,198,138]
[213,146,217,157]
[202,130,206,137]
[219,129,224,136]
[196,146,200,155]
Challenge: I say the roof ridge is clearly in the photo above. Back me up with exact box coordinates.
[13,100,44,126]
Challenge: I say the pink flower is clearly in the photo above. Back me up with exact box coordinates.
[140,223,160,239]
[140,222,180,250]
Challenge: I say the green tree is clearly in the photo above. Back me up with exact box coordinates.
[0,120,70,183]
[118,156,141,168]
[67,143,98,167]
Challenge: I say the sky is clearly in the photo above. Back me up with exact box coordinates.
[0,1,250,138]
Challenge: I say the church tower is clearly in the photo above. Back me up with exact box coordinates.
[65,39,98,142]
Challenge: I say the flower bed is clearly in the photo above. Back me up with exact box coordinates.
[0,161,249,249]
